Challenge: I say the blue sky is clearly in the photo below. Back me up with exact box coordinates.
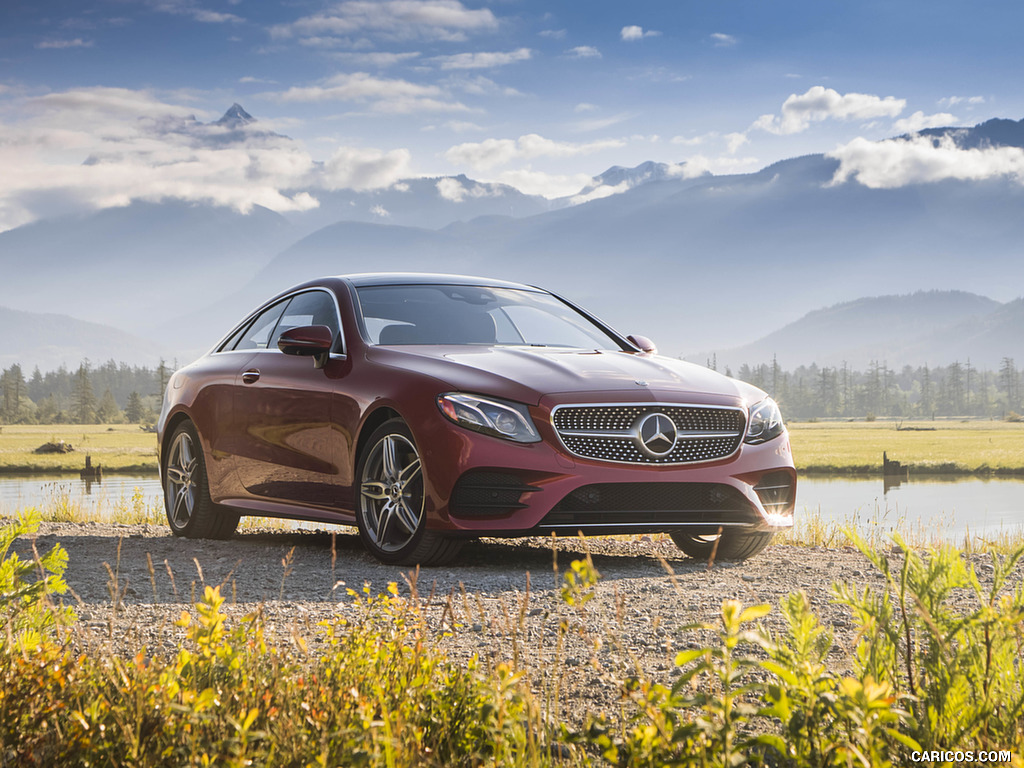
[1,0,1021,230]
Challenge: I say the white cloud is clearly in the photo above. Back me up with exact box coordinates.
[566,45,601,59]
[752,86,906,135]
[491,168,594,198]
[672,154,760,176]
[271,0,498,44]
[539,29,566,39]
[323,147,413,189]
[724,132,748,154]
[149,1,243,23]
[239,76,277,84]
[710,32,736,47]
[433,47,531,69]
[444,133,626,170]
[575,103,597,113]
[36,38,94,49]
[331,51,422,67]
[0,86,417,231]
[267,72,470,113]
[569,113,632,132]
[444,119,485,132]
[938,95,986,108]
[621,25,660,41]
[443,74,522,97]
[569,181,630,205]
[671,133,713,146]
[435,176,503,202]
[892,111,957,134]
[829,134,1024,189]
[370,204,390,217]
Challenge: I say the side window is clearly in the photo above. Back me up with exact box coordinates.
[232,299,290,351]
[269,291,343,352]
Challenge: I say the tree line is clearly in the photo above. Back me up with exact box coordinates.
[2,356,1023,425]
[0,359,172,425]
[714,356,1023,420]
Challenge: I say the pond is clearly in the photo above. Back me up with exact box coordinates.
[1,472,1022,544]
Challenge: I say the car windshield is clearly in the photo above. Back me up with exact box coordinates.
[356,284,626,350]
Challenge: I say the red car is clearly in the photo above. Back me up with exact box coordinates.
[158,274,795,565]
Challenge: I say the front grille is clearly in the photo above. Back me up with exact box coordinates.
[450,471,539,517]
[551,404,745,465]
[539,482,758,530]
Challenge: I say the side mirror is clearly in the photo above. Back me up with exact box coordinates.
[627,334,657,354]
[278,325,333,368]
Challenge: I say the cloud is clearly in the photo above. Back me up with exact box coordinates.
[443,119,485,132]
[621,25,660,41]
[432,47,531,69]
[752,85,906,135]
[575,103,597,113]
[829,134,1024,189]
[36,38,94,49]
[569,113,632,132]
[569,181,630,205]
[444,133,626,170]
[149,1,243,23]
[938,95,986,108]
[892,111,957,134]
[0,87,415,231]
[671,133,713,146]
[490,168,594,198]
[566,45,601,59]
[323,146,413,189]
[710,32,736,47]
[267,72,470,113]
[442,74,522,97]
[239,76,278,84]
[331,51,422,67]
[435,176,503,202]
[271,0,498,44]
[724,132,748,154]
[539,29,566,39]
[370,204,390,217]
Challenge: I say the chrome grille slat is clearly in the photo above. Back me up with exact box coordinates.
[551,403,746,465]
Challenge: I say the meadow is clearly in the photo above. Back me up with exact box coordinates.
[3,420,1024,476]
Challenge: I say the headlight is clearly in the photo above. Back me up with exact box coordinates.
[745,397,784,444]
[437,393,541,443]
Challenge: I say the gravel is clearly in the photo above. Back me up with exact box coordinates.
[16,522,1020,720]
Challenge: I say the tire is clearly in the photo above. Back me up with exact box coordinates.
[670,529,774,561]
[355,419,463,566]
[163,421,240,540]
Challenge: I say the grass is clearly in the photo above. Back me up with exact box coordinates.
[4,419,1024,477]
[788,419,1024,475]
[0,424,157,474]
[3,512,1024,766]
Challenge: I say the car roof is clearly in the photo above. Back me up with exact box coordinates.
[337,272,543,291]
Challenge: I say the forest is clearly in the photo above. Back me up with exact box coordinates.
[0,356,1021,424]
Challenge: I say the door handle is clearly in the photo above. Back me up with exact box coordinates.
[242,369,261,384]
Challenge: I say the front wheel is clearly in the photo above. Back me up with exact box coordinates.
[163,421,239,539]
[355,419,463,565]
[670,529,774,561]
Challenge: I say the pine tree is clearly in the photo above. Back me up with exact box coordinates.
[71,362,97,424]
[125,391,145,423]
[96,389,122,424]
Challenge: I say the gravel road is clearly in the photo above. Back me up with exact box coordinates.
[16,522,1017,721]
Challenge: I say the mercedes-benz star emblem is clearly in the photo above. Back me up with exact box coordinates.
[636,412,677,457]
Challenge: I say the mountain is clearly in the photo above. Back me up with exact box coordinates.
[281,175,553,235]
[702,291,1016,369]
[0,306,163,372]
[216,103,255,127]
[4,110,1024,367]
[0,200,295,334]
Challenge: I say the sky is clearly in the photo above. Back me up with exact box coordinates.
[2,0,1023,232]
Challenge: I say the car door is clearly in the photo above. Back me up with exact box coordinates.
[231,289,349,509]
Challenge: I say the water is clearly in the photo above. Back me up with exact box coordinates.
[1,472,1023,543]
[795,474,1024,542]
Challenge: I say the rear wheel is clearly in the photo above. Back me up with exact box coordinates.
[355,419,463,565]
[670,529,773,561]
[163,421,239,539]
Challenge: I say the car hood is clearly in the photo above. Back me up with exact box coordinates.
[371,345,763,406]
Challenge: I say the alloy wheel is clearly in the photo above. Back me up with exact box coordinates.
[165,430,198,529]
[359,433,424,553]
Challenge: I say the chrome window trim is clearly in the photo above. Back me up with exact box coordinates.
[211,287,347,357]
[549,401,747,466]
